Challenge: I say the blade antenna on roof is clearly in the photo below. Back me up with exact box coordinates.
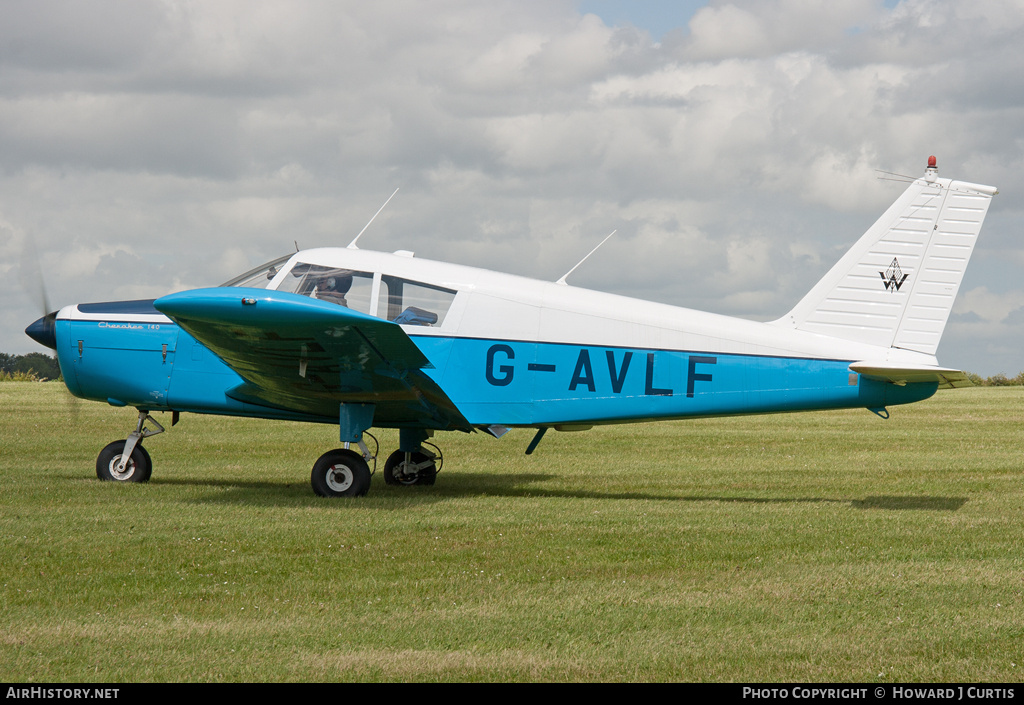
[556,230,616,286]
[347,188,399,250]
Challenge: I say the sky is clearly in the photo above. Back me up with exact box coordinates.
[2,0,1022,376]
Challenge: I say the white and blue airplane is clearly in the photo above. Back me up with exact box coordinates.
[26,158,997,497]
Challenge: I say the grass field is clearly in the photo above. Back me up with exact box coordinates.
[1,382,1022,682]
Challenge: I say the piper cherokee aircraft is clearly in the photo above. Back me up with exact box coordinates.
[26,157,997,497]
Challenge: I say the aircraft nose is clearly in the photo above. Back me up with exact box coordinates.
[25,312,57,350]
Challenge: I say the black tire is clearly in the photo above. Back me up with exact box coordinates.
[382,449,437,486]
[311,449,371,497]
[96,440,153,483]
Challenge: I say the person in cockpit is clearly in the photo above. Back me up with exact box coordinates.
[315,271,353,306]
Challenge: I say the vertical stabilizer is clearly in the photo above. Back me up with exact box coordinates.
[772,158,997,355]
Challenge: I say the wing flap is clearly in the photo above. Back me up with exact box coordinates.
[154,288,471,429]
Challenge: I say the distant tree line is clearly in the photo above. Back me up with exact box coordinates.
[0,352,62,381]
[963,371,1024,386]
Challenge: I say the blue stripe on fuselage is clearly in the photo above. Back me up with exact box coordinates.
[76,299,160,315]
[54,312,937,428]
[412,336,937,426]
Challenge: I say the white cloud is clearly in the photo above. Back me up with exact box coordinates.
[684,0,880,60]
[954,286,1024,324]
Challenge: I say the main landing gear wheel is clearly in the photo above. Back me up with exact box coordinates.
[96,440,152,483]
[382,449,437,486]
[311,449,371,498]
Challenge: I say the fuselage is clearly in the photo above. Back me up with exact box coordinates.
[44,247,939,430]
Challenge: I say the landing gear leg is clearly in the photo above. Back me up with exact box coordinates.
[96,410,164,483]
[312,403,376,498]
[383,428,441,486]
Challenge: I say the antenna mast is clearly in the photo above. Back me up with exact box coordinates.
[347,188,400,249]
[556,230,616,285]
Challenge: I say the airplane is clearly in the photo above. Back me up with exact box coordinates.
[25,157,998,497]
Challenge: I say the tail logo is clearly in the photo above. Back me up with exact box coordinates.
[880,258,909,292]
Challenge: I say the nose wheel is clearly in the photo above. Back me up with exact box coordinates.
[95,410,165,483]
[96,440,152,482]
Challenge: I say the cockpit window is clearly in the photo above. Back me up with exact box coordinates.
[378,276,456,326]
[220,255,293,288]
[275,262,375,315]
[223,257,457,325]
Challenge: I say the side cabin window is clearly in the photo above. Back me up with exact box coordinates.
[378,276,456,327]
[276,263,375,315]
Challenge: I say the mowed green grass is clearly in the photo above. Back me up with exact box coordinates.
[1,382,1022,682]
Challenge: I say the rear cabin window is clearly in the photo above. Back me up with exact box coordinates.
[377,276,456,327]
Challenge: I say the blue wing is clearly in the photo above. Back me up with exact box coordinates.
[154,288,471,431]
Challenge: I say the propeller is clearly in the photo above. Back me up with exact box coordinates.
[18,233,80,417]
[20,233,58,349]
[24,312,57,350]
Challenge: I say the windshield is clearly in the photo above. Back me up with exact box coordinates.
[220,255,293,288]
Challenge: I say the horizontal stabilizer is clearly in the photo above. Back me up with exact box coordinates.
[849,362,972,389]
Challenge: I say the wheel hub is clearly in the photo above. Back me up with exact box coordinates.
[393,462,419,484]
[325,464,354,492]
[109,456,135,481]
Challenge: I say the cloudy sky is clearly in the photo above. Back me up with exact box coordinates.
[2,0,1022,376]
